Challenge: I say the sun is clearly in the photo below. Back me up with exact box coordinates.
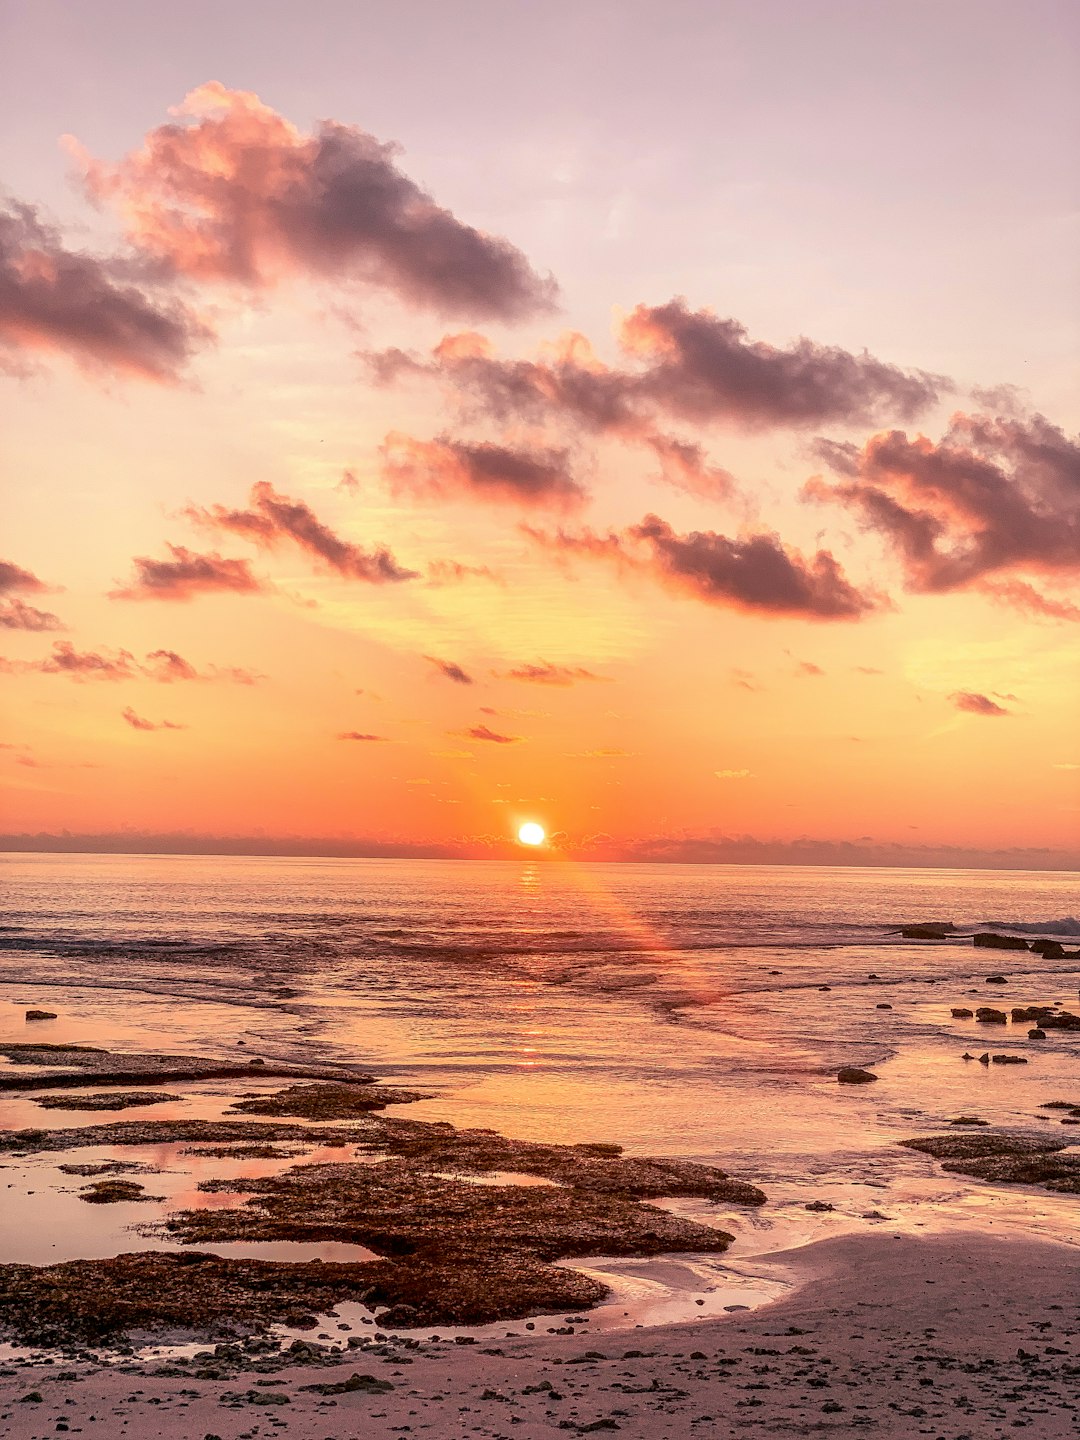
[517,821,546,846]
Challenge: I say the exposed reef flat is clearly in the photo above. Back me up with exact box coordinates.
[229,1080,430,1117]
[162,1160,747,1328]
[0,1082,765,1337]
[0,1252,383,1347]
[0,1043,377,1092]
[0,1119,379,1155]
[901,1131,1080,1194]
[31,1090,183,1111]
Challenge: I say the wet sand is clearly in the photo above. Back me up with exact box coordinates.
[1,1231,1077,1438]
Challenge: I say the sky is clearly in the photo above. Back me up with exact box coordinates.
[2,0,1079,867]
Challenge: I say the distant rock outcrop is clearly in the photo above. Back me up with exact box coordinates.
[974,933,1029,951]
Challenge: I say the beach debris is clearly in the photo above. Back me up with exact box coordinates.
[33,1090,183,1111]
[975,933,1028,951]
[975,1007,1007,1023]
[24,1010,57,1021]
[78,1179,161,1204]
[837,1068,878,1084]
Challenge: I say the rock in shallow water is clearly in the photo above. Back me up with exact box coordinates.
[837,1068,878,1084]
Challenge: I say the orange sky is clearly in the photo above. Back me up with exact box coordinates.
[2,17,1079,868]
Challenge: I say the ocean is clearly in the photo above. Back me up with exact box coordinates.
[2,852,1079,1307]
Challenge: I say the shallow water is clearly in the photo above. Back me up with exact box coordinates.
[1,852,1078,1337]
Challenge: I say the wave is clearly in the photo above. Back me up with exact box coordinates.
[982,916,1080,937]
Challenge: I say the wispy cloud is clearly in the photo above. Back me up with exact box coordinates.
[498,660,606,686]
[949,690,1011,717]
[424,656,474,685]
[461,723,520,744]
[122,707,186,732]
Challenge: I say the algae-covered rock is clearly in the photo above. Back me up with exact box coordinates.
[79,1180,160,1204]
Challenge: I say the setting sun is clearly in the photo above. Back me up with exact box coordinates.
[517,822,546,846]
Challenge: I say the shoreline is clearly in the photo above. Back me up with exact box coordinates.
[1,1230,1077,1437]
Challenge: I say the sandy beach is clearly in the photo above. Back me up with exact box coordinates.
[1,1231,1077,1438]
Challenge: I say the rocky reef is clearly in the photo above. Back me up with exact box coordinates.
[901,1132,1080,1195]
[0,1079,765,1342]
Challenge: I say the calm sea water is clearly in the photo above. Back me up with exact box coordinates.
[2,853,1079,1258]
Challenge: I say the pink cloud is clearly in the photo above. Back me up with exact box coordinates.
[111,545,265,601]
[188,482,417,584]
[0,200,209,382]
[72,82,555,322]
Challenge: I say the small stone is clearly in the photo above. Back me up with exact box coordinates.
[837,1068,878,1084]
[25,1010,57,1022]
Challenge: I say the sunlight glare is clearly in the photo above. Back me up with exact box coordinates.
[517,821,546,846]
